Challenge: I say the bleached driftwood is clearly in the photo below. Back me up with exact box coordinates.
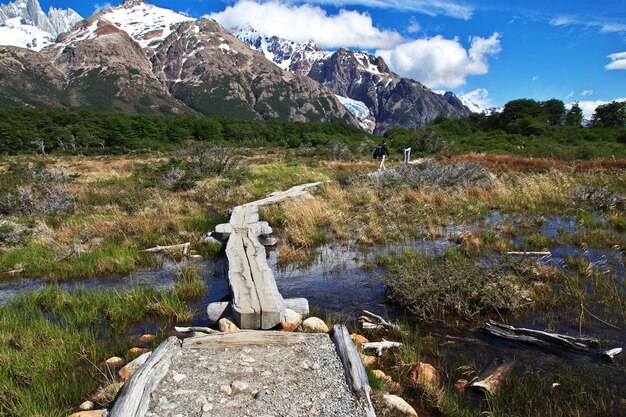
[174,326,220,334]
[361,339,403,356]
[482,320,622,361]
[506,251,551,257]
[482,320,600,351]
[361,310,402,333]
[331,324,376,417]
[207,298,310,324]
[603,347,623,361]
[183,330,314,349]
[142,243,190,257]
[109,336,180,417]
[468,358,514,395]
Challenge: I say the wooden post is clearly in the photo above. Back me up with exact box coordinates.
[403,148,411,165]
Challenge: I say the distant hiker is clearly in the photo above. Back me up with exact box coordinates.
[373,140,389,170]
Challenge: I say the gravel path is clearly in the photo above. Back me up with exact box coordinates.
[146,333,369,417]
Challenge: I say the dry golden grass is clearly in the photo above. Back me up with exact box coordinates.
[281,196,329,247]
[450,153,626,173]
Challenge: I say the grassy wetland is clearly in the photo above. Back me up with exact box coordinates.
[0,142,625,416]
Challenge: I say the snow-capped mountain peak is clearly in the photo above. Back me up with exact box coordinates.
[0,0,81,50]
[99,0,194,49]
[231,25,331,74]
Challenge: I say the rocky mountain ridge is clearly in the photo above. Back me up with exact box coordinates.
[0,0,81,50]
[0,0,358,125]
[232,27,471,133]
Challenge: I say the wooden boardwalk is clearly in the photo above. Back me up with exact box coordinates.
[217,182,321,329]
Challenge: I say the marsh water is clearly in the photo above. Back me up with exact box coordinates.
[1,211,625,412]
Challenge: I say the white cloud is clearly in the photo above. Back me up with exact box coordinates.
[565,91,574,99]
[581,89,593,96]
[532,75,539,81]
[550,15,626,33]
[567,98,626,120]
[281,0,473,20]
[407,17,421,34]
[376,33,501,89]
[209,0,403,49]
[93,2,112,14]
[606,51,626,70]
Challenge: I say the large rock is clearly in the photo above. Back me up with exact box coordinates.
[382,394,418,416]
[118,351,152,381]
[351,333,369,346]
[301,317,328,333]
[219,318,240,333]
[281,308,302,332]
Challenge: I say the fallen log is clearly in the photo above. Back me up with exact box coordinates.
[142,243,190,257]
[482,320,622,361]
[468,358,514,395]
[361,340,403,356]
[482,320,599,352]
[331,324,376,417]
[109,336,180,417]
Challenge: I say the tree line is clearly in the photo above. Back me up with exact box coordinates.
[0,107,374,155]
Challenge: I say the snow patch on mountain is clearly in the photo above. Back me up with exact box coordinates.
[0,0,81,50]
[100,0,193,48]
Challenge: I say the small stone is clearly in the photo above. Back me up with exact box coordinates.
[359,352,376,366]
[298,360,310,370]
[128,347,150,356]
[173,372,187,383]
[383,394,418,416]
[281,309,303,332]
[351,333,369,346]
[311,363,320,370]
[455,379,469,392]
[202,413,212,417]
[231,381,249,391]
[309,407,318,415]
[105,356,125,368]
[68,411,107,417]
[220,385,232,396]
[302,317,329,333]
[372,369,392,383]
[552,382,561,389]
[241,356,256,363]
[138,334,156,344]
[79,401,94,411]
[159,396,169,405]
[261,371,272,377]
[254,389,267,400]
[202,403,213,412]
[219,318,240,333]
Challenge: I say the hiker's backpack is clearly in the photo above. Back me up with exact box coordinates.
[373,146,384,158]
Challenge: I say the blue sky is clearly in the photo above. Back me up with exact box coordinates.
[39,0,626,109]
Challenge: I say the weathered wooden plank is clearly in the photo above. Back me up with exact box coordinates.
[244,230,285,329]
[109,336,180,417]
[331,324,376,417]
[227,233,262,330]
[183,330,316,349]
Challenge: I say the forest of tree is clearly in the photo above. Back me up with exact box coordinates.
[0,100,624,159]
